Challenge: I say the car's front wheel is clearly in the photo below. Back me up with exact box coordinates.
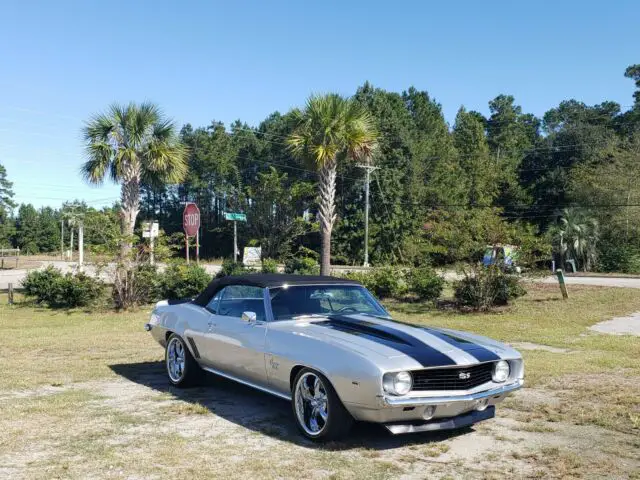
[292,368,353,441]
[165,333,201,387]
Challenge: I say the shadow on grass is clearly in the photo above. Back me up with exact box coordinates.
[109,361,473,451]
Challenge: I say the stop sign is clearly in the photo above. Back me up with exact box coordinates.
[183,203,200,237]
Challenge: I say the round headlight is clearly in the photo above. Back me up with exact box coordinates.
[383,371,413,396]
[492,360,510,383]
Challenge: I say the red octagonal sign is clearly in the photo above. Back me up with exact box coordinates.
[183,202,200,237]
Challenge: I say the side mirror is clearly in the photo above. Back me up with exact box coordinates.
[241,311,257,323]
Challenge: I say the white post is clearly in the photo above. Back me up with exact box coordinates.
[69,226,74,261]
[150,235,155,266]
[78,221,84,271]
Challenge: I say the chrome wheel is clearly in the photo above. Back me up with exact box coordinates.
[167,337,186,383]
[294,372,329,436]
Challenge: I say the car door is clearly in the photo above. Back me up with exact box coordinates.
[187,289,225,368]
[206,285,269,387]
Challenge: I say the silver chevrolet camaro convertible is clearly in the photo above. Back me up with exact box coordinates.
[145,274,523,441]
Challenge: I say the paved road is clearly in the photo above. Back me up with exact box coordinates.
[0,261,223,290]
[2,262,640,290]
[540,275,640,289]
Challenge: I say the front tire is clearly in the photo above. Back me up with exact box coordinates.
[292,368,353,441]
[165,333,201,387]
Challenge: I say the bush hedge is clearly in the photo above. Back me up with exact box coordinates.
[22,266,104,308]
[261,258,278,274]
[161,264,211,299]
[216,259,254,278]
[454,266,526,310]
[406,266,444,302]
[284,256,320,275]
[345,266,443,301]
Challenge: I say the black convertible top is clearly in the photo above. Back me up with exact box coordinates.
[192,274,361,306]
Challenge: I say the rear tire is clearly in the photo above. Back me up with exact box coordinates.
[165,333,202,387]
[292,368,354,441]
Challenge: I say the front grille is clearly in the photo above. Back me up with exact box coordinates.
[411,363,495,391]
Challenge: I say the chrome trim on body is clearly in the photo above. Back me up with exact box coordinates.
[382,379,523,407]
[201,366,292,401]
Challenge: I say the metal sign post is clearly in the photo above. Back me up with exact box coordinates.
[233,221,238,262]
[142,221,160,265]
[224,212,247,262]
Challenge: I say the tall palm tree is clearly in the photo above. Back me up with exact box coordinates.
[81,102,188,264]
[557,208,599,271]
[288,94,378,275]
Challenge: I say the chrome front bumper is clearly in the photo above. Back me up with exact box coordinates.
[345,380,523,425]
[382,380,523,407]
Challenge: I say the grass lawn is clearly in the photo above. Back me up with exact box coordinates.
[0,285,638,479]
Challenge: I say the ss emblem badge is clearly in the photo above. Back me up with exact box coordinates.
[458,372,471,380]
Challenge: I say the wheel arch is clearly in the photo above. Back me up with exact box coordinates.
[289,364,334,392]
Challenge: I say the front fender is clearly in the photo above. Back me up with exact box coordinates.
[265,327,389,410]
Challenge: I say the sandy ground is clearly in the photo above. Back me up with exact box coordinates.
[0,364,638,479]
[589,312,640,336]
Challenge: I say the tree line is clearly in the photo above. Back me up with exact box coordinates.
[1,64,640,273]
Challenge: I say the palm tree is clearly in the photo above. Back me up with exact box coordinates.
[288,94,378,275]
[81,102,188,264]
[557,208,599,271]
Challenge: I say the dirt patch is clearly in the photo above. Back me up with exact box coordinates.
[1,368,638,479]
[589,311,640,336]
[511,342,572,354]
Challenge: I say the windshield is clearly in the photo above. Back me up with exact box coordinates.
[269,285,388,321]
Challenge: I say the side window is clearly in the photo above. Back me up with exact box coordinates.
[205,290,223,313]
[217,285,266,321]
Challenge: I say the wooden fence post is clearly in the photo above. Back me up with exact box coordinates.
[8,283,14,305]
[556,269,569,300]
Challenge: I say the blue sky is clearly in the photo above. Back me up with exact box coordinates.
[1,0,638,209]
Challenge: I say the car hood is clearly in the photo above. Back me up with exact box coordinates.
[289,313,520,368]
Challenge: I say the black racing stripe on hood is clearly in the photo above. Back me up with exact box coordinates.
[368,315,502,363]
[421,327,501,363]
[317,316,457,367]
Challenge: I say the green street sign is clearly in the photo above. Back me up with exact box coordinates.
[224,212,247,222]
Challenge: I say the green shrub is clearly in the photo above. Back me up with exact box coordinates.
[454,266,526,310]
[343,271,377,293]
[22,266,63,304]
[161,264,211,299]
[493,273,527,305]
[370,266,407,299]
[261,258,278,274]
[597,243,640,274]
[216,258,253,278]
[297,246,319,261]
[343,267,407,299]
[133,264,163,304]
[22,266,103,308]
[407,266,444,302]
[284,256,320,275]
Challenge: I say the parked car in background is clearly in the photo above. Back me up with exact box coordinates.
[146,274,524,441]
[483,244,522,273]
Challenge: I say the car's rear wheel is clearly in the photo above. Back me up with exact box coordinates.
[292,368,353,441]
[165,333,201,387]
